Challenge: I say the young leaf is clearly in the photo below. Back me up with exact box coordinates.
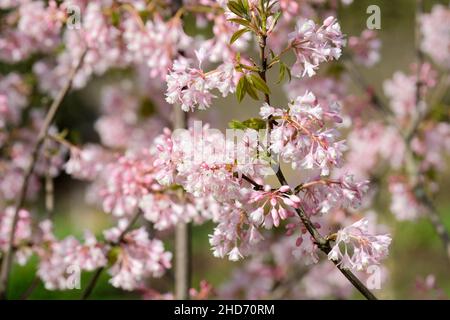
[244,76,259,100]
[239,0,249,12]
[230,28,250,44]
[277,62,286,84]
[228,18,253,30]
[242,118,267,130]
[228,120,248,130]
[268,11,282,32]
[285,64,292,82]
[248,73,271,95]
[236,76,247,102]
[227,1,246,17]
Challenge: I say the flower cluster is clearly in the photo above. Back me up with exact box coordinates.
[421,5,450,69]
[348,30,381,67]
[288,17,345,77]
[383,63,437,121]
[388,177,424,221]
[105,225,172,291]
[166,56,237,112]
[123,15,192,79]
[328,219,391,271]
[261,91,346,175]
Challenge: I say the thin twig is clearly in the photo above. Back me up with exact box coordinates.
[0,50,87,300]
[257,20,377,300]
[81,210,142,300]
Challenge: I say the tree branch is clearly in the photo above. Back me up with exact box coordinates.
[81,210,142,300]
[256,16,377,300]
[0,50,87,299]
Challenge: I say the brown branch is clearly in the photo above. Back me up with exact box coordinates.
[81,210,142,300]
[0,50,87,300]
[173,95,191,300]
[170,0,192,300]
[256,15,377,300]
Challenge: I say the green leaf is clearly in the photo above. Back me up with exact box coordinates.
[228,18,253,29]
[228,120,247,130]
[268,11,282,31]
[111,11,121,27]
[286,65,292,82]
[229,118,266,130]
[244,76,259,100]
[236,76,247,102]
[239,0,249,12]
[248,73,271,95]
[227,1,246,17]
[277,62,286,84]
[230,28,250,44]
[108,246,122,265]
[242,118,267,130]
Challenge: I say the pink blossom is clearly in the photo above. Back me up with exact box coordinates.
[123,15,192,78]
[421,5,450,69]
[248,185,298,228]
[0,207,32,265]
[65,231,108,271]
[298,175,369,215]
[348,30,381,67]
[288,17,345,77]
[328,218,391,271]
[388,177,424,221]
[383,63,437,121]
[165,56,238,112]
[105,226,172,291]
[261,91,346,175]
[99,149,158,217]
[65,144,112,181]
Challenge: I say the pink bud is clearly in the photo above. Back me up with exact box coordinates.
[323,16,335,27]
[270,197,277,207]
[271,208,280,227]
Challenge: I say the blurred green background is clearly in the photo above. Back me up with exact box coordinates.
[4,0,450,299]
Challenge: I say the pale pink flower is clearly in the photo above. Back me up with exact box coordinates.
[65,231,108,271]
[388,177,424,221]
[328,218,391,271]
[261,91,346,175]
[99,149,158,217]
[299,174,369,215]
[0,207,32,265]
[123,15,192,78]
[165,56,238,112]
[248,185,299,228]
[105,227,172,291]
[383,63,437,121]
[348,30,381,67]
[421,5,450,69]
[288,17,345,77]
[65,145,111,181]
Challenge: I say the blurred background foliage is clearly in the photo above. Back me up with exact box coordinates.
[3,0,450,299]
